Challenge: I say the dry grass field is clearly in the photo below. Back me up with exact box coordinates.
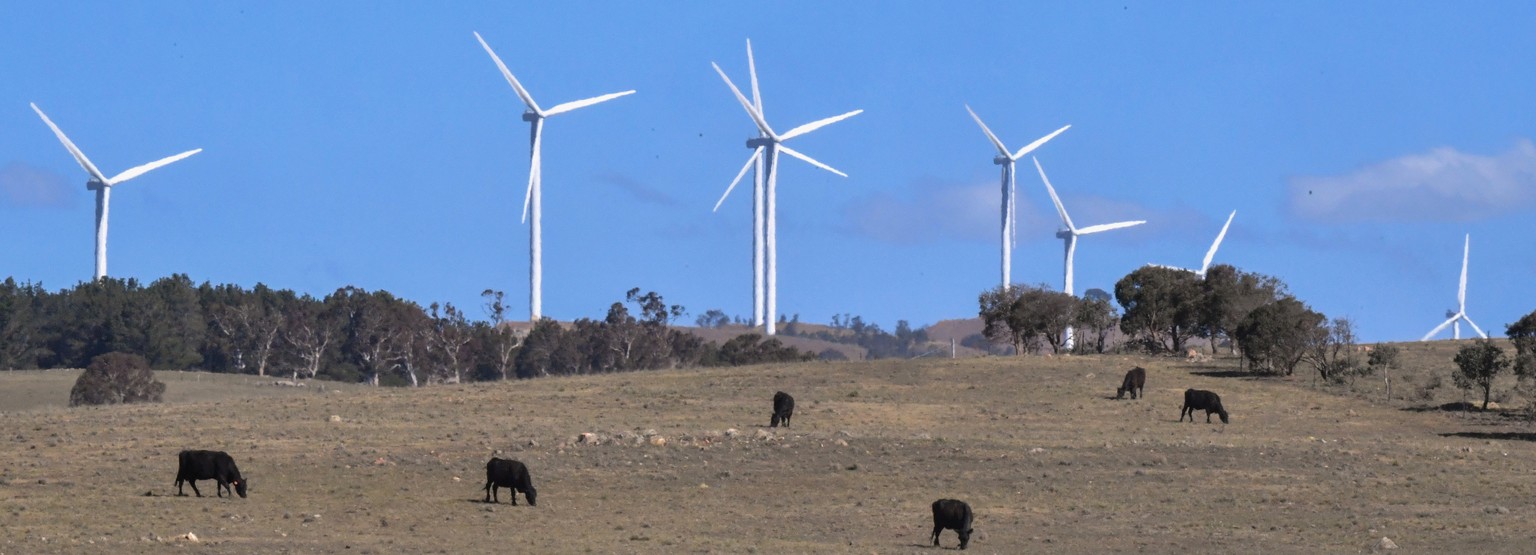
[3,341,1536,554]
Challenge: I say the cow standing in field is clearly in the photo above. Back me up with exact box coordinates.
[1115,367,1146,400]
[1180,389,1230,424]
[931,498,974,550]
[770,391,794,428]
[483,457,537,506]
[175,450,247,498]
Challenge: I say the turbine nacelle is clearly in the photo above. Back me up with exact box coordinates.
[86,180,106,191]
[992,155,1010,165]
[1055,229,1073,240]
[746,137,775,148]
[520,112,540,122]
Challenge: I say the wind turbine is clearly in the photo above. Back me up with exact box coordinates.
[1149,210,1236,278]
[710,39,862,336]
[1034,157,1145,349]
[474,31,635,322]
[30,103,202,281]
[1422,234,1486,341]
[963,105,1070,290]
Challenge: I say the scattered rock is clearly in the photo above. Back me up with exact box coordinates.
[725,428,740,438]
[1484,506,1511,515]
[754,429,773,441]
[650,436,667,447]
[642,428,659,437]
[579,432,601,445]
[526,440,538,448]
[834,439,849,447]
[452,476,461,482]
[302,514,320,524]
[1372,536,1398,551]
[1029,447,1046,454]
[328,415,342,423]
[180,532,199,543]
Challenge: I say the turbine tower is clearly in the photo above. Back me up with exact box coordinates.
[1150,210,1236,278]
[711,39,862,336]
[30,103,202,281]
[963,105,1070,290]
[1034,157,1145,349]
[1422,234,1486,341]
[474,32,635,322]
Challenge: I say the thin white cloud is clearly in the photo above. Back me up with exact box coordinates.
[0,162,76,208]
[1289,140,1536,222]
[596,173,680,207]
[840,178,1017,244]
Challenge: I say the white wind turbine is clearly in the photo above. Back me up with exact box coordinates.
[30,103,202,281]
[963,105,1070,290]
[1034,157,1145,349]
[1422,234,1486,341]
[1150,210,1236,278]
[474,31,635,322]
[710,39,862,336]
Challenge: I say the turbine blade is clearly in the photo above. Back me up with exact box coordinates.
[711,62,775,137]
[1459,234,1469,309]
[713,147,763,212]
[30,103,109,183]
[1200,210,1237,273]
[107,149,202,185]
[521,120,543,223]
[746,39,763,115]
[1422,316,1457,341]
[778,109,862,141]
[543,90,636,117]
[474,31,543,115]
[1464,315,1487,338]
[1033,157,1075,231]
[1010,124,1071,161]
[964,105,1010,157]
[1076,220,1147,235]
[778,145,847,177]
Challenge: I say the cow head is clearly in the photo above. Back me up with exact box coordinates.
[233,478,248,498]
[958,526,972,549]
[524,485,537,506]
[770,413,782,427]
[1218,410,1230,424]
[1115,385,1126,399]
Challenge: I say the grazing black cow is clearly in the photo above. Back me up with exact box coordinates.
[484,457,536,506]
[1116,366,1146,400]
[1180,389,1230,424]
[175,450,247,498]
[770,391,794,428]
[931,498,974,550]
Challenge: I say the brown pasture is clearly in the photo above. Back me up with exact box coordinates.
[2,343,1535,553]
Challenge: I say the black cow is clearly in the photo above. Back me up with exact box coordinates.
[484,457,537,506]
[175,450,247,498]
[770,391,794,428]
[1180,389,1230,423]
[931,498,974,550]
[1115,366,1146,400]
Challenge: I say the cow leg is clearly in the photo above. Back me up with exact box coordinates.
[217,479,229,498]
[509,487,518,506]
[1206,411,1213,423]
[932,524,942,546]
[188,480,203,497]
[484,483,497,503]
[176,479,187,497]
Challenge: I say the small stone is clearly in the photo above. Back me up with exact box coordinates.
[754,429,773,441]
[724,428,740,438]
[650,436,667,447]
[1373,536,1398,551]
[181,532,199,543]
[452,476,461,482]
[834,439,849,447]
[329,415,342,423]
[1484,506,1510,515]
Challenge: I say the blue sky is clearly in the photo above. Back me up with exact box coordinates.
[2,2,1533,342]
